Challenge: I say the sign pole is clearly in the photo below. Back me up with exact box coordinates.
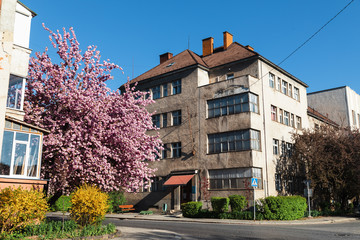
[307,181,311,217]
[251,178,258,221]
[253,186,256,221]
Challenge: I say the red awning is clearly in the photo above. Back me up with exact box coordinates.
[163,174,195,186]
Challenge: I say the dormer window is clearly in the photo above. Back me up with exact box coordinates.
[7,75,25,110]
[226,73,234,80]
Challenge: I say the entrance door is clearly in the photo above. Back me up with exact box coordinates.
[180,180,192,204]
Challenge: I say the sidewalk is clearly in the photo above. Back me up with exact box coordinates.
[104,212,359,225]
[47,211,359,225]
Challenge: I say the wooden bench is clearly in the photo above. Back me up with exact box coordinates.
[119,205,135,212]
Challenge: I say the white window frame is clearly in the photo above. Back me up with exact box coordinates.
[0,130,42,179]
[269,73,275,88]
[7,75,26,111]
[294,87,299,101]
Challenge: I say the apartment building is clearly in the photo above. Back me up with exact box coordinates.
[308,86,360,129]
[0,0,47,190]
[123,32,309,211]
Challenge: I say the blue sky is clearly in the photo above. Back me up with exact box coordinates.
[24,0,359,93]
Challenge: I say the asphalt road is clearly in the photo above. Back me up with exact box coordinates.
[103,218,360,240]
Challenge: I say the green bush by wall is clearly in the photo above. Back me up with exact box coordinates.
[229,195,247,212]
[54,195,72,212]
[107,191,126,213]
[181,202,203,218]
[211,197,230,213]
[259,196,307,220]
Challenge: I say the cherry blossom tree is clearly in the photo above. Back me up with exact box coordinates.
[25,25,161,195]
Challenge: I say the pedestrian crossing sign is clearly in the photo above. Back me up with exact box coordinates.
[251,178,258,187]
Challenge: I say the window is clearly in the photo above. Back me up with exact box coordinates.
[315,123,320,130]
[226,73,234,80]
[172,110,181,126]
[152,114,160,128]
[358,114,360,127]
[271,105,277,121]
[284,111,290,126]
[145,89,150,99]
[162,84,168,97]
[207,93,258,118]
[294,87,299,101]
[276,77,281,91]
[281,80,288,95]
[162,113,167,128]
[352,110,356,126]
[291,114,295,127]
[172,79,181,95]
[171,142,181,158]
[286,143,293,157]
[7,75,25,110]
[208,129,261,154]
[279,109,283,124]
[288,84,292,97]
[209,168,262,189]
[151,177,164,192]
[162,144,169,159]
[296,116,302,129]
[249,94,258,113]
[273,139,279,155]
[269,73,275,88]
[145,177,165,192]
[0,130,42,178]
[152,86,161,100]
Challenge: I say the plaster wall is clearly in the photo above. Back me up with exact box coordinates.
[258,60,309,197]
[307,87,348,127]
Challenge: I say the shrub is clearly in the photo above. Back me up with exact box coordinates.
[229,195,247,212]
[259,195,307,220]
[54,195,72,212]
[70,184,109,226]
[107,191,126,213]
[181,201,202,217]
[0,187,48,233]
[211,197,230,213]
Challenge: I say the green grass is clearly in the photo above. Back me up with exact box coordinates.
[0,220,116,240]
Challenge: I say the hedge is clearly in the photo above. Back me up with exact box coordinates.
[211,197,230,213]
[259,196,307,220]
[229,195,247,212]
[181,202,203,218]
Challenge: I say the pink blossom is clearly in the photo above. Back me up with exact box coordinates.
[25,25,162,195]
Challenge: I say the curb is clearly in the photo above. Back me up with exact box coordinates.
[46,212,359,225]
[105,214,359,225]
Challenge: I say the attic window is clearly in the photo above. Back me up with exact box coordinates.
[166,62,175,68]
[226,73,234,80]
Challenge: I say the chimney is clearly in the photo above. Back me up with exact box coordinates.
[245,45,254,51]
[160,52,173,64]
[202,37,214,57]
[223,31,233,50]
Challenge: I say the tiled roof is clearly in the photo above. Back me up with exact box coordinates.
[130,43,257,84]
[307,106,339,127]
[130,49,208,84]
[202,42,258,68]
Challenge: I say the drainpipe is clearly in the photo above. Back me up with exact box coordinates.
[260,61,270,197]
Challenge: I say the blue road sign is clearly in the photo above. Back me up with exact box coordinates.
[251,178,258,187]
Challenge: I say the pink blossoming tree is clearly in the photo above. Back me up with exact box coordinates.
[25,25,161,195]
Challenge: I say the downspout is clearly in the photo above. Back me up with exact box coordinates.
[260,60,270,197]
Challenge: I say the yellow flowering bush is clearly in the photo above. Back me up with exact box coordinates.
[70,184,109,226]
[0,186,48,233]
